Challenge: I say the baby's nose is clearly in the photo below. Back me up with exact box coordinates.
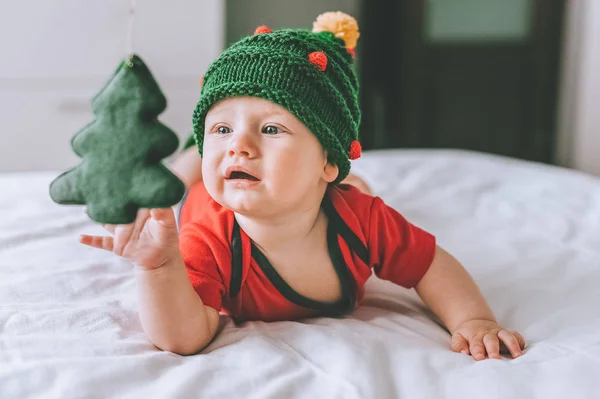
[228,131,257,158]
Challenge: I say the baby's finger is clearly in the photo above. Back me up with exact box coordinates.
[80,235,114,252]
[469,337,486,361]
[483,331,501,359]
[451,333,470,355]
[150,208,177,228]
[512,331,526,349]
[101,224,116,234]
[498,330,523,358]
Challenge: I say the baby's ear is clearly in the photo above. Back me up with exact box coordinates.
[322,155,339,183]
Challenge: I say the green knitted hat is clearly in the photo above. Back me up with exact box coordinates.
[190,11,362,182]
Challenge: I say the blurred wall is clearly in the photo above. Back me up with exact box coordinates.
[1,1,597,177]
[0,0,224,173]
[225,0,359,45]
[558,0,600,177]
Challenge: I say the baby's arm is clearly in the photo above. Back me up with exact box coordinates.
[415,246,525,360]
[135,254,220,355]
[80,208,219,355]
[169,146,203,188]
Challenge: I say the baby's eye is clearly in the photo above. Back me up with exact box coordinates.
[217,126,231,134]
[262,125,280,135]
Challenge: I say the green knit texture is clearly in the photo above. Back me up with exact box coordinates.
[191,29,360,182]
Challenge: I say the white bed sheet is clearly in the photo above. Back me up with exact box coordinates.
[1,149,600,399]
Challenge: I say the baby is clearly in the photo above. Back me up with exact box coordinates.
[80,12,525,360]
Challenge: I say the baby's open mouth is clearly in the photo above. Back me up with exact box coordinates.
[227,171,260,181]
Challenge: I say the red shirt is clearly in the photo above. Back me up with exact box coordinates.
[178,183,436,322]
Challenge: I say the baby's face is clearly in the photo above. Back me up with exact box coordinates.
[202,96,338,217]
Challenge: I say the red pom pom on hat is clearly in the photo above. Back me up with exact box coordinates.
[308,51,328,71]
[254,25,272,34]
[349,140,362,160]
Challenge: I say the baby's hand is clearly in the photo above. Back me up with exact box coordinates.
[451,319,526,361]
[80,208,180,270]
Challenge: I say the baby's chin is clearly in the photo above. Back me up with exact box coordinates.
[219,191,275,216]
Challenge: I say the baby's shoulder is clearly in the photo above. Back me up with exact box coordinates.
[326,184,380,241]
[178,183,236,252]
[327,183,377,217]
[178,207,236,282]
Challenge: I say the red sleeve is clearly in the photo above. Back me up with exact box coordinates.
[178,222,229,311]
[368,196,436,288]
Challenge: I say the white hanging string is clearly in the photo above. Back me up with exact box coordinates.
[125,0,137,66]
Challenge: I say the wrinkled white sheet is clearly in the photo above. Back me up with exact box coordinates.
[1,149,600,399]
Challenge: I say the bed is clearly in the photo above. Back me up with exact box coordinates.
[1,149,599,398]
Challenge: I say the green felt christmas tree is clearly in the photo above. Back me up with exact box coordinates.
[49,54,185,224]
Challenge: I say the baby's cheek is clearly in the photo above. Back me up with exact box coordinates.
[284,143,316,169]
[273,155,308,185]
[201,164,223,199]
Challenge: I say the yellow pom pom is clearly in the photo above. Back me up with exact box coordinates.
[312,11,360,50]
